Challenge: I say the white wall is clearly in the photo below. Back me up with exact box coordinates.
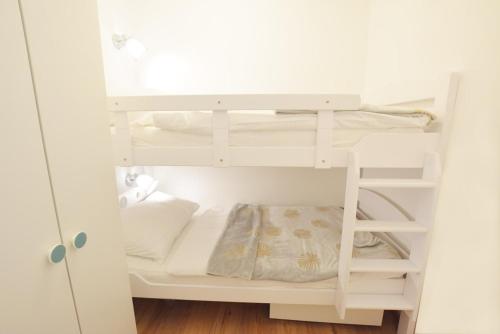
[99,0,370,214]
[100,3,499,332]
[151,166,346,211]
[97,0,370,95]
[365,1,500,333]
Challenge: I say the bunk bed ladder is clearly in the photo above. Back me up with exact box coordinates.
[336,151,441,334]
[336,151,360,317]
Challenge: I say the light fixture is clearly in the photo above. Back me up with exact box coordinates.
[125,173,158,192]
[112,33,146,59]
[125,172,139,187]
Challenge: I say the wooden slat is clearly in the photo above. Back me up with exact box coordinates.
[354,220,427,233]
[111,132,439,168]
[405,152,442,322]
[212,110,229,166]
[346,294,414,311]
[107,94,361,112]
[113,113,133,166]
[350,259,419,273]
[315,110,334,168]
[354,133,440,168]
[359,178,436,189]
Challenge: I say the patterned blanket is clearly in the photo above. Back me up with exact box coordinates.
[207,204,400,282]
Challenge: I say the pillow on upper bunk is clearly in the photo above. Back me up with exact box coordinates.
[120,191,199,261]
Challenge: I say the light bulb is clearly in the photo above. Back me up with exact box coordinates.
[125,38,146,59]
[136,174,154,189]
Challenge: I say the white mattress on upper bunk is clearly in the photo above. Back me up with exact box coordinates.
[127,208,403,289]
[122,109,434,148]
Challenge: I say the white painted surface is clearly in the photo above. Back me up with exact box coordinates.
[108,94,361,111]
[336,152,360,317]
[150,166,346,211]
[113,133,440,168]
[129,272,405,305]
[97,0,370,95]
[269,304,383,326]
[19,1,136,333]
[0,1,80,333]
[365,1,500,333]
[346,294,413,311]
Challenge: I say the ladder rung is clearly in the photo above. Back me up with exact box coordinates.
[359,178,436,188]
[345,294,414,310]
[355,220,427,233]
[350,259,420,273]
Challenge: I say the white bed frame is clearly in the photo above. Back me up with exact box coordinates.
[109,73,459,334]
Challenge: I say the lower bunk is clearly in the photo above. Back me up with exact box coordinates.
[123,199,408,326]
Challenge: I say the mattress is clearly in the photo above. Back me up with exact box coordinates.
[122,110,433,148]
[127,208,403,289]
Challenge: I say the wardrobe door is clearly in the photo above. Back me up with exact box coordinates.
[0,1,81,334]
[17,1,136,334]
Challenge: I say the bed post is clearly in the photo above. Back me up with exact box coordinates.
[435,72,460,166]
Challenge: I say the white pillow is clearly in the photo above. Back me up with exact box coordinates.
[120,191,199,261]
[166,208,228,276]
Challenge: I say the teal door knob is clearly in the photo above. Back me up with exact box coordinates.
[49,244,66,264]
[72,232,87,249]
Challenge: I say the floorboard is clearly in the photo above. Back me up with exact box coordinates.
[133,298,398,334]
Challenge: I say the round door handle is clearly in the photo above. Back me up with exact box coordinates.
[49,244,66,264]
[72,232,87,249]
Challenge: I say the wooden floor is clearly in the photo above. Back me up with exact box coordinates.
[133,298,398,334]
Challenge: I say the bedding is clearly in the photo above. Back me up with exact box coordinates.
[121,109,435,148]
[128,255,341,289]
[166,208,228,276]
[207,204,400,282]
[151,109,434,134]
[120,191,199,261]
[127,208,402,283]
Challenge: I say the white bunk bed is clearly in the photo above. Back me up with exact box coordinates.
[109,73,459,334]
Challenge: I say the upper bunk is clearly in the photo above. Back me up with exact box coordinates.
[108,73,459,169]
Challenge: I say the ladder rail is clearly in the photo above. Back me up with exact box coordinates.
[404,152,441,322]
[336,151,360,318]
[336,150,441,326]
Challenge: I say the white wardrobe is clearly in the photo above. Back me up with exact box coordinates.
[0,1,136,333]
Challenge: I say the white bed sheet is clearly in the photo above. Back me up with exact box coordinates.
[127,208,402,289]
[126,110,431,148]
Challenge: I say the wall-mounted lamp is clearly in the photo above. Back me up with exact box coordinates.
[112,33,146,59]
[125,172,139,187]
[120,173,159,208]
[125,173,158,191]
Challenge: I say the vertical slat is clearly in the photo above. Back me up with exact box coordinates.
[403,152,441,322]
[315,110,334,168]
[336,151,360,318]
[114,112,133,166]
[436,73,459,164]
[212,110,229,166]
